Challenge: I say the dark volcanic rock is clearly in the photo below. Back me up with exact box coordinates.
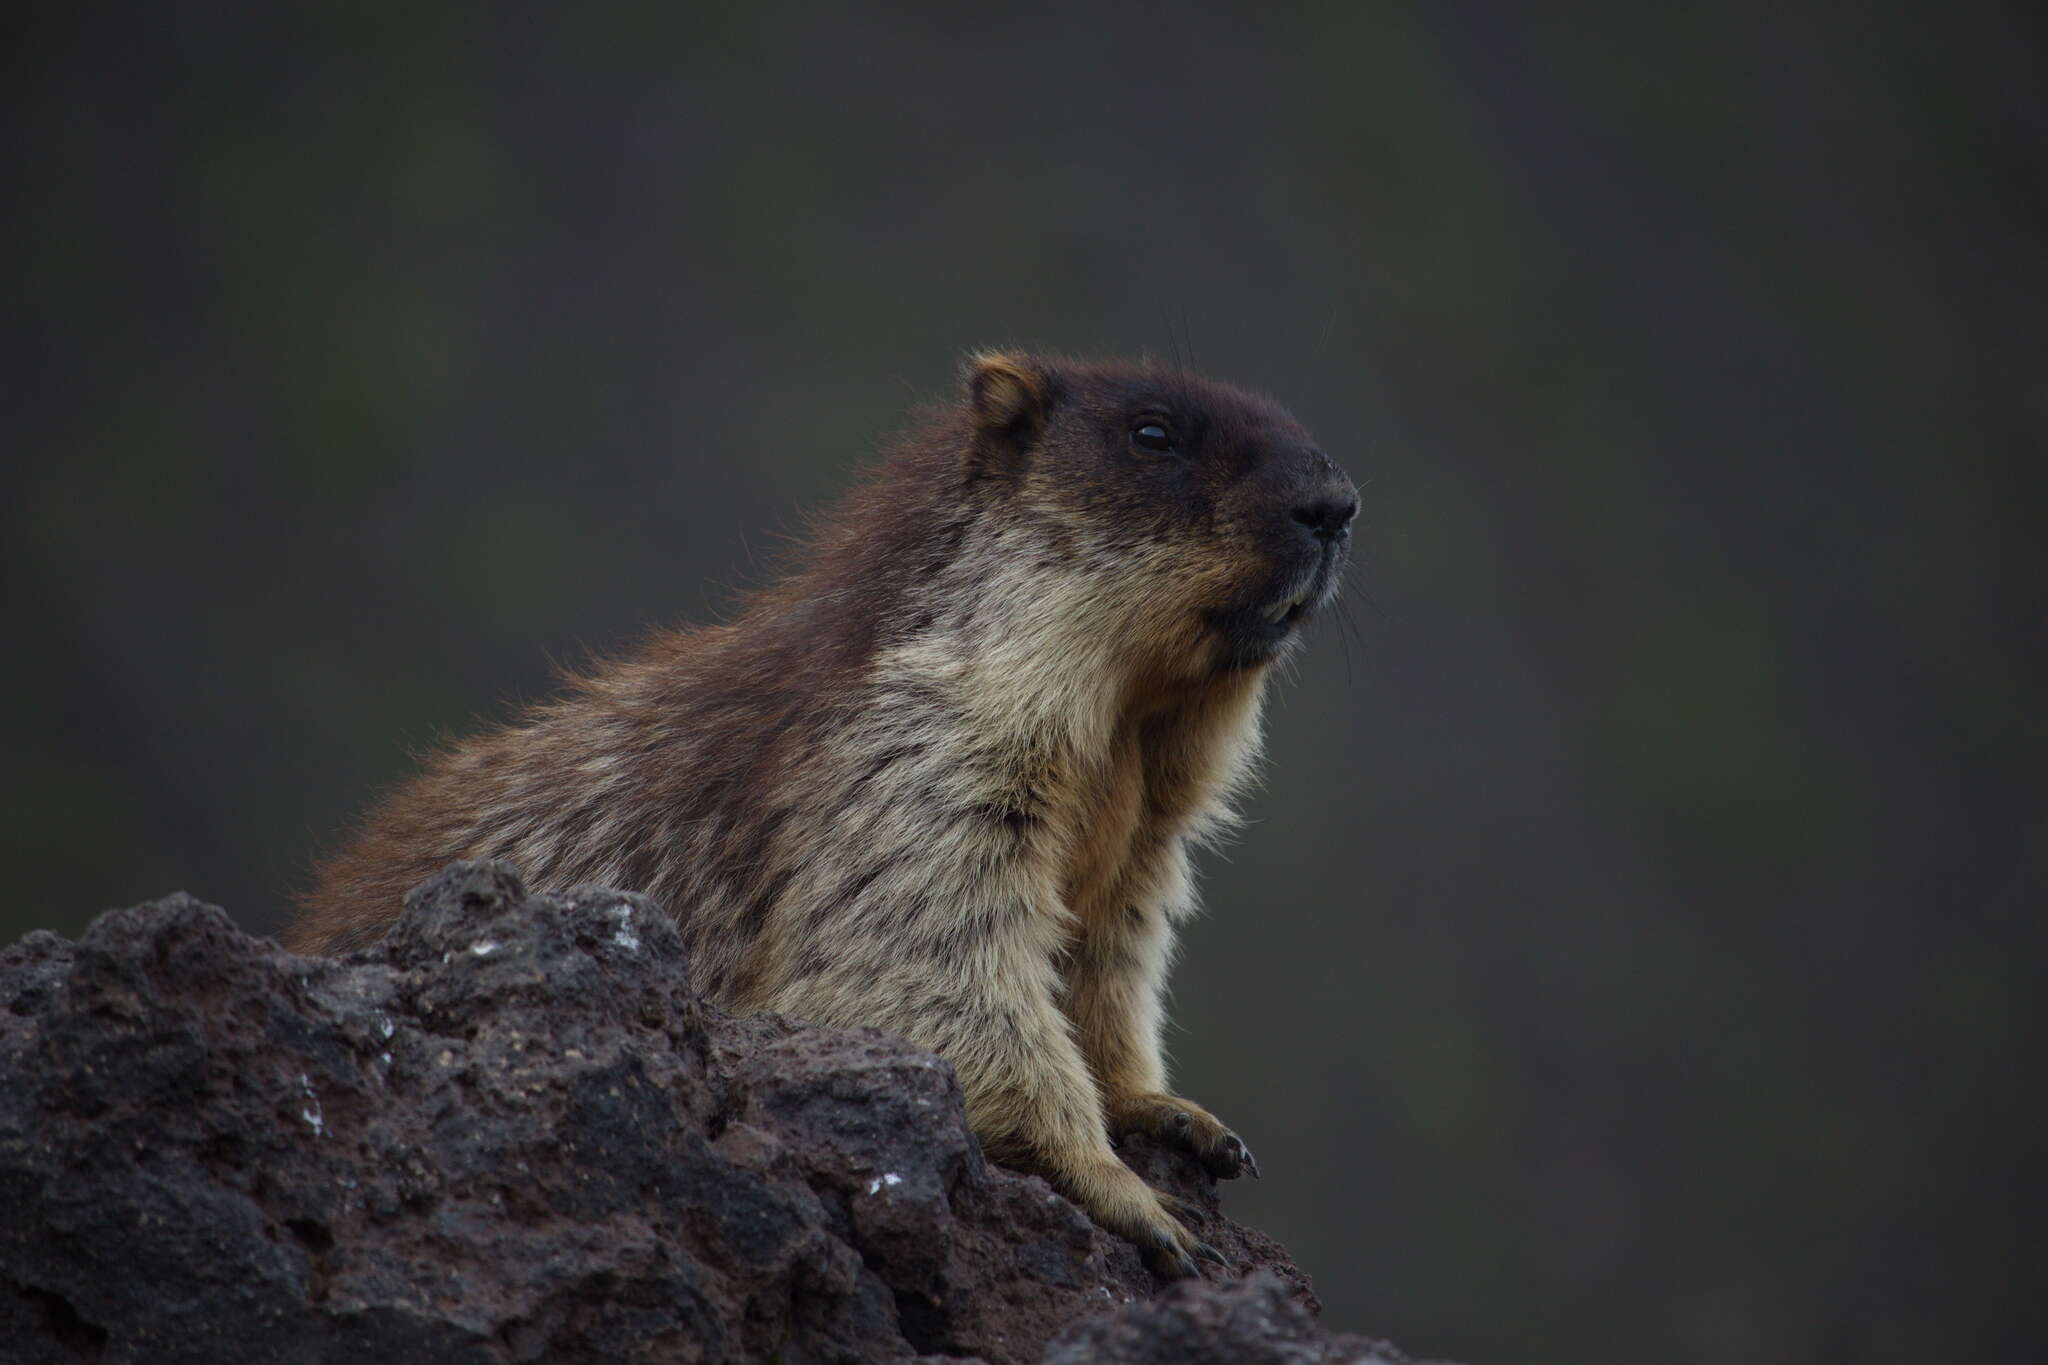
[1044,1272,1424,1364]
[0,862,1423,1364]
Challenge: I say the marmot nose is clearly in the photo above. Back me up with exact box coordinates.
[1291,494,1358,543]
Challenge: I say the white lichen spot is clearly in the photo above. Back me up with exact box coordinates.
[377,1015,396,1039]
[296,1074,325,1137]
[608,905,641,953]
[865,1172,905,1196]
[469,940,501,956]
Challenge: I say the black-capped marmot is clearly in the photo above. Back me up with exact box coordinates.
[290,352,1358,1277]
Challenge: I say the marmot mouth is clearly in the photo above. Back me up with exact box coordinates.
[1205,554,1342,669]
[1259,559,1334,627]
[1261,588,1313,626]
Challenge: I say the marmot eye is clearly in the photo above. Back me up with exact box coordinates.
[1131,422,1175,454]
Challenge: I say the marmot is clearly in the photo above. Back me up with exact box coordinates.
[290,352,1357,1278]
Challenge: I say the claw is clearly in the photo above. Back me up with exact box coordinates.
[1203,1134,1255,1179]
[1195,1241,1227,1266]
[1146,1240,1201,1281]
[1246,1146,1261,1179]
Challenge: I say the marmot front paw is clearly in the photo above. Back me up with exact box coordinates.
[1065,1153,1226,1280]
[1108,1093,1261,1179]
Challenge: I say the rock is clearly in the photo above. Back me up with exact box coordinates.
[0,862,1432,1364]
[1043,1272,1425,1364]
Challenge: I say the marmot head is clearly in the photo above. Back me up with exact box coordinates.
[962,352,1357,677]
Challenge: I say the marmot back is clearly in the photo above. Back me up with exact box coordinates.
[291,351,1358,1278]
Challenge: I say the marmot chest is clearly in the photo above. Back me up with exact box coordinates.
[1053,742,1159,931]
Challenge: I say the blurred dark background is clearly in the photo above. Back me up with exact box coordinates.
[7,3,2043,1361]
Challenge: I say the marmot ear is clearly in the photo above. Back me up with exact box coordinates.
[964,351,1050,437]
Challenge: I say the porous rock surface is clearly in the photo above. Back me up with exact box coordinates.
[1,861,1425,1364]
